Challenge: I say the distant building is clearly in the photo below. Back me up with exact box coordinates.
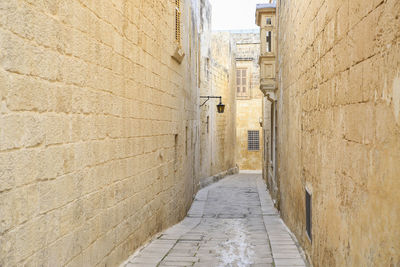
[230,30,264,171]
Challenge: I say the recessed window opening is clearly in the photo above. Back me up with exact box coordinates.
[248,130,260,151]
[266,18,272,25]
[185,126,188,155]
[306,189,312,242]
[236,68,248,97]
[174,134,178,172]
[266,31,272,52]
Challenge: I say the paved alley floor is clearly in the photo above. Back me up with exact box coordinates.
[122,173,307,267]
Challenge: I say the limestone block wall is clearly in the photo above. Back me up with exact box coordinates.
[199,32,236,179]
[236,98,263,171]
[232,31,262,97]
[0,0,208,266]
[211,51,236,174]
[276,0,400,266]
[232,31,263,171]
[198,0,213,179]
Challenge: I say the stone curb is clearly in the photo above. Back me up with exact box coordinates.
[197,166,239,190]
[256,178,310,267]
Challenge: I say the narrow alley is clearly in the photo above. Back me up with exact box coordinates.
[0,0,399,266]
[122,173,306,267]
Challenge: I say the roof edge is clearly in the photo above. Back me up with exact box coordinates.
[256,3,276,9]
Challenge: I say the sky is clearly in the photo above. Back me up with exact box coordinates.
[209,0,269,31]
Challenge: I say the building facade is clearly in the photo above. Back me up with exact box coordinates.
[232,31,264,171]
[199,30,237,180]
[256,4,277,201]
[258,0,400,266]
[0,0,237,266]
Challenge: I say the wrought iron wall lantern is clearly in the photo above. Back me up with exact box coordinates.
[200,96,225,113]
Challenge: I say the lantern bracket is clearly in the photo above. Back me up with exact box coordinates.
[200,96,222,107]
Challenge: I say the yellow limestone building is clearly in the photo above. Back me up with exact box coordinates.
[256,4,277,199]
[0,0,237,266]
[232,31,263,171]
[257,1,400,266]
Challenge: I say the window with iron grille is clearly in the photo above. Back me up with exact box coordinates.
[248,130,260,151]
[175,0,181,45]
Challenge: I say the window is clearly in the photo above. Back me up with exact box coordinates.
[266,18,272,25]
[248,130,260,151]
[175,0,181,45]
[174,134,178,171]
[185,126,188,155]
[266,31,272,52]
[306,189,312,241]
[236,68,248,97]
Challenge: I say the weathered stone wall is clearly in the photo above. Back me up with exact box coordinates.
[198,30,237,181]
[276,0,400,266]
[198,0,213,179]
[232,31,263,171]
[261,97,273,193]
[0,0,211,266]
[210,33,236,175]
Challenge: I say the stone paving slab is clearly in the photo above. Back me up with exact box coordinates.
[121,173,307,267]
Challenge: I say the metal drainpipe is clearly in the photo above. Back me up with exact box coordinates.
[266,93,274,103]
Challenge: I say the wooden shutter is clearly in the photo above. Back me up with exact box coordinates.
[237,68,248,97]
[175,0,181,45]
[237,69,241,93]
[241,69,247,93]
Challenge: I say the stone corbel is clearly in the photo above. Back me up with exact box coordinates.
[260,83,276,98]
[172,46,185,64]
